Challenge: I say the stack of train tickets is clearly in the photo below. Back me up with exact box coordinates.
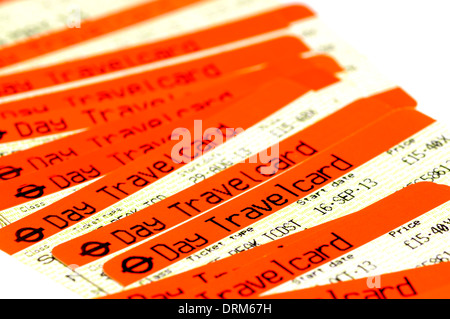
[0,0,449,300]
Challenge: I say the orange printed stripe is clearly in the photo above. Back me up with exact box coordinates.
[0,5,313,96]
[0,0,206,68]
[100,109,435,286]
[99,183,450,299]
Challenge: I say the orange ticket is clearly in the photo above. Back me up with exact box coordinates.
[98,182,450,299]
[0,0,205,69]
[263,261,450,299]
[0,5,313,96]
[100,108,434,286]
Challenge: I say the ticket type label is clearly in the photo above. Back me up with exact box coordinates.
[0,0,283,76]
[97,182,450,299]
[0,54,334,145]
[263,261,450,299]
[101,109,435,287]
[52,91,404,268]
[0,74,396,297]
[0,0,205,68]
[0,5,314,96]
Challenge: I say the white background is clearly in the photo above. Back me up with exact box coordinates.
[0,0,449,299]
[283,0,450,127]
